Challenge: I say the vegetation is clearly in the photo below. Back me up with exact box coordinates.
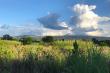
[19,37,33,45]
[42,36,54,43]
[0,36,110,73]
[73,40,79,53]
[2,34,13,40]
[92,38,110,46]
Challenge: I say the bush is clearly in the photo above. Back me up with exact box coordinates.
[42,36,54,43]
[92,38,110,46]
[19,37,33,45]
[2,34,13,40]
[73,40,79,54]
[92,38,98,43]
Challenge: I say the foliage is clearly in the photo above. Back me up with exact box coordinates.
[19,37,33,45]
[42,36,54,43]
[2,34,13,40]
[92,38,110,46]
[0,40,110,73]
[73,40,79,53]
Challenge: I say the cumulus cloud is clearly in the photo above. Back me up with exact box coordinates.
[71,4,99,29]
[38,13,68,30]
[70,4,110,36]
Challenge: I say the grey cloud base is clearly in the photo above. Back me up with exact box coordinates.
[38,13,68,30]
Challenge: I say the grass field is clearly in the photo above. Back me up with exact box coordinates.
[0,39,110,73]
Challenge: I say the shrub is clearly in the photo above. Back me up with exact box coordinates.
[19,37,33,45]
[73,40,79,54]
[2,34,13,40]
[42,36,54,43]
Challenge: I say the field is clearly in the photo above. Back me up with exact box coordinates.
[0,39,110,73]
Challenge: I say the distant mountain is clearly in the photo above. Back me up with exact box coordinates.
[16,35,110,41]
[54,35,110,40]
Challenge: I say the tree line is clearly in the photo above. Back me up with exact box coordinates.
[1,34,110,46]
[0,34,54,45]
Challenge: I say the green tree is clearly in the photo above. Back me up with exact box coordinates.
[42,36,54,43]
[2,34,13,40]
[19,37,33,45]
[92,38,99,44]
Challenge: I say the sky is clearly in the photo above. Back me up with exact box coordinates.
[0,0,110,36]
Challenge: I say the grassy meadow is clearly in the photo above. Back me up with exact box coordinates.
[0,39,110,73]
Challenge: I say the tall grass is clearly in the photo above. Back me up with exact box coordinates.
[0,40,110,73]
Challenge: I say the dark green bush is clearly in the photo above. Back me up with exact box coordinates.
[2,34,13,40]
[19,37,33,45]
[73,40,79,54]
[42,36,54,43]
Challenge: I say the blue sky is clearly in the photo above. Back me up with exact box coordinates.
[0,0,110,36]
[0,0,109,25]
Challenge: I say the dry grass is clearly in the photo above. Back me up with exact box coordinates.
[0,40,110,73]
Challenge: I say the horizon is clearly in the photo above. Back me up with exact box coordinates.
[0,0,110,37]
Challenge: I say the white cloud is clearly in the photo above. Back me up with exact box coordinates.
[86,30,103,36]
[42,28,72,36]
[70,4,110,36]
[72,4,99,29]
[73,4,96,15]
[99,17,110,22]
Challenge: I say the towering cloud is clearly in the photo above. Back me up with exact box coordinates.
[73,4,98,29]
[70,4,110,36]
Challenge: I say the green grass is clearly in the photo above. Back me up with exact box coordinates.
[0,39,110,73]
